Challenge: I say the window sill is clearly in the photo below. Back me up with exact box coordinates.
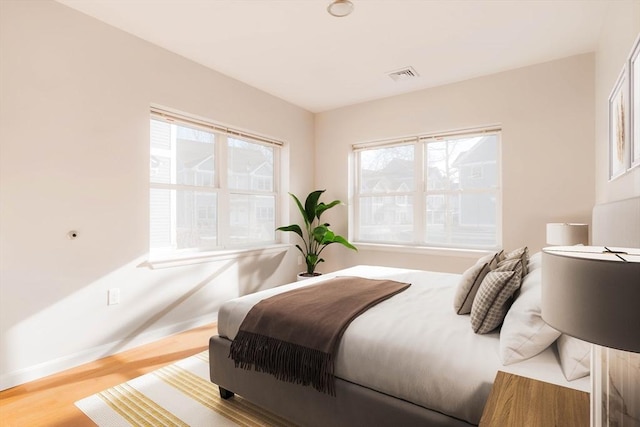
[140,244,291,269]
[353,242,495,259]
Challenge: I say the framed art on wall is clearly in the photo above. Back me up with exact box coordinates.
[609,66,628,180]
[630,34,640,169]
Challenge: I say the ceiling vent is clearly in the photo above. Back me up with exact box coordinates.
[387,66,420,82]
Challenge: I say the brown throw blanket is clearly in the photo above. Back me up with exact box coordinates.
[229,276,410,395]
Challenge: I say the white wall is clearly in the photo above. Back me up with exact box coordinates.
[595,0,640,204]
[315,54,596,274]
[0,0,313,389]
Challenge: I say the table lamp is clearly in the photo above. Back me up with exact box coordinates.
[541,246,640,426]
[546,223,589,246]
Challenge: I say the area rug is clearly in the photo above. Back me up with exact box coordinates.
[75,351,295,426]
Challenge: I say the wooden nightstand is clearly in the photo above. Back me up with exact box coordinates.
[479,371,589,427]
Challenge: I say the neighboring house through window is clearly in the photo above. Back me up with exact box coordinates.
[149,108,281,256]
[353,127,501,250]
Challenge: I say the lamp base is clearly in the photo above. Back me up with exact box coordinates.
[594,346,640,426]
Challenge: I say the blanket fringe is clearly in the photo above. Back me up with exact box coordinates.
[229,331,336,396]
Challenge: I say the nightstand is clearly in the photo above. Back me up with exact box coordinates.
[479,371,589,427]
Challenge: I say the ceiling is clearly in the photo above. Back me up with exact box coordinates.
[56,0,609,113]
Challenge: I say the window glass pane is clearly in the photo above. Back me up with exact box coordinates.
[150,118,215,186]
[150,188,172,249]
[229,194,275,245]
[425,193,497,247]
[426,135,498,191]
[425,141,450,191]
[150,119,171,184]
[228,138,274,192]
[455,135,498,190]
[358,195,413,242]
[176,126,215,187]
[359,145,414,193]
[150,188,217,252]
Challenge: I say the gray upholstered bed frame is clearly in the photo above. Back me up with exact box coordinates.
[209,335,474,427]
[209,196,640,427]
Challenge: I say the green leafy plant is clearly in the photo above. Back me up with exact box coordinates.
[277,189,357,276]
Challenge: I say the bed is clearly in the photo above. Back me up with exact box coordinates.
[209,254,590,426]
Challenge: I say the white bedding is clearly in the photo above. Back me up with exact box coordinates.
[218,265,589,425]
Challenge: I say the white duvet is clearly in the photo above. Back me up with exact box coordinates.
[217,265,589,425]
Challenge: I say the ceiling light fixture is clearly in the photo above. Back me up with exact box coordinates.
[327,0,354,17]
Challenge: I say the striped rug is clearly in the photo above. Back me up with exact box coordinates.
[75,351,296,426]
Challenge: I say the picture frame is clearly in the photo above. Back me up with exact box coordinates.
[629,34,640,169]
[608,66,629,180]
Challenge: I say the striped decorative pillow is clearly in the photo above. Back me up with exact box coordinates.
[478,251,501,269]
[471,271,522,334]
[494,258,524,279]
[503,246,529,276]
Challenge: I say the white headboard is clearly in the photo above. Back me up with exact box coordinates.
[592,196,640,248]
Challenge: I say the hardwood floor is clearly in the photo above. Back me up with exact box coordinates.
[0,323,217,427]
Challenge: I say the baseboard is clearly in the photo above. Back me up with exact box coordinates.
[0,313,216,391]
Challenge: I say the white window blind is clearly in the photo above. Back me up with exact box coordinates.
[149,109,281,256]
[353,126,501,250]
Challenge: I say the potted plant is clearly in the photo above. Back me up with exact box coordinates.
[277,189,357,279]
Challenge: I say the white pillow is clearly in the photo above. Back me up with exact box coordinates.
[557,334,591,380]
[500,269,560,365]
[527,251,542,272]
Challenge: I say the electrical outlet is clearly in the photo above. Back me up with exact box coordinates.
[108,288,120,305]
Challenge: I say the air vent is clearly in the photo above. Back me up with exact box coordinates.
[387,66,420,82]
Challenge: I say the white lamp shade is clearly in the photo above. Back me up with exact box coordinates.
[546,223,589,245]
[541,246,640,353]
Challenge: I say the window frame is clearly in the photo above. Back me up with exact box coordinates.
[149,108,283,258]
[352,126,502,252]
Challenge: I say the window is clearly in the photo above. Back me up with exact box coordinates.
[353,128,501,250]
[150,109,281,255]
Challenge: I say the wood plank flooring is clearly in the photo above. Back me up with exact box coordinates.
[0,323,217,427]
